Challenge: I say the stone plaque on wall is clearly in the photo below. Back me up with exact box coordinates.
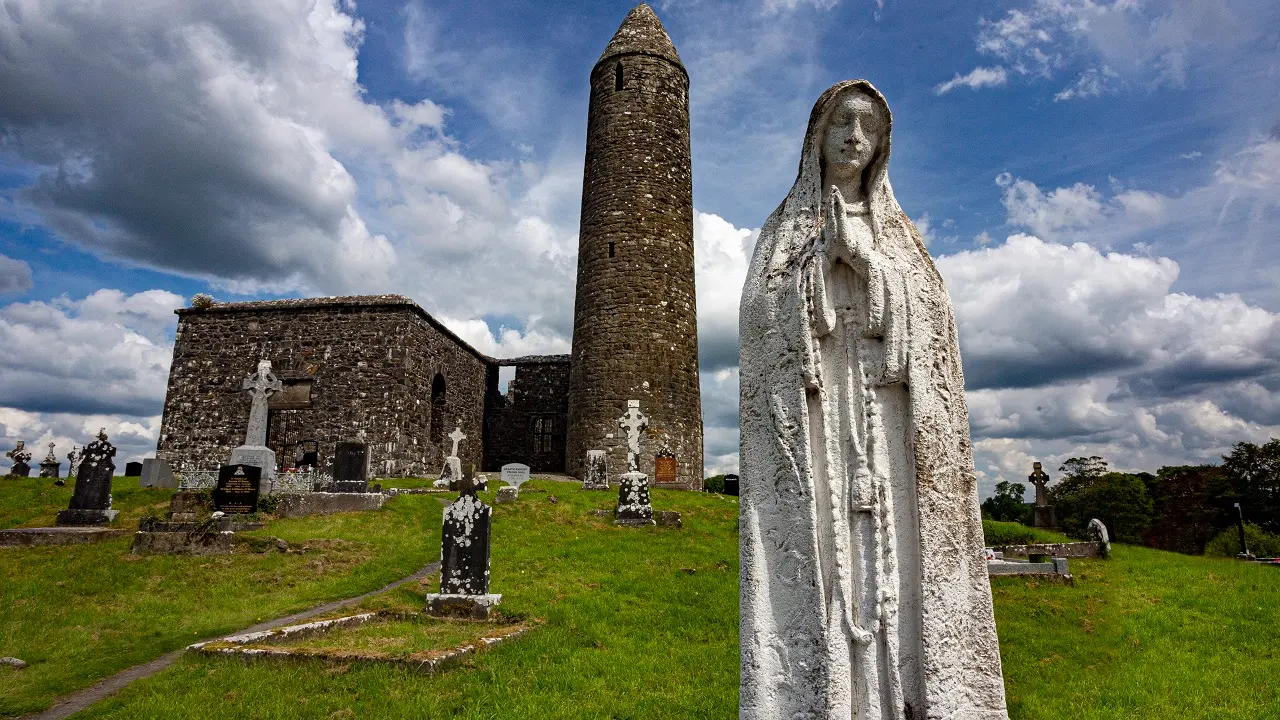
[655,452,677,484]
[268,379,314,411]
[214,464,261,513]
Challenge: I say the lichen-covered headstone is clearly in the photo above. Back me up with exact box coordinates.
[39,443,60,479]
[582,449,609,490]
[432,426,466,490]
[228,359,282,491]
[56,429,118,526]
[614,402,655,526]
[426,473,501,619]
[6,441,31,477]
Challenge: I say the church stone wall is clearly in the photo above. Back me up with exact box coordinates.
[565,32,703,489]
[484,356,570,472]
[156,296,489,478]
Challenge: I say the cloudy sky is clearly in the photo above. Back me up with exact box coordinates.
[1,0,1277,497]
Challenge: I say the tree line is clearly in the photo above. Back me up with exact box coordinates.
[981,438,1280,555]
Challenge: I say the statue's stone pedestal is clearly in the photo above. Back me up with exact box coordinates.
[1032,505,1057,529]
[615,471,655,526]
[56,508,118,526]
[228,446,278,492]
[39,461,61,479]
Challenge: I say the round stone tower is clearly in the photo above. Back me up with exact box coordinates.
[565,4,703,490]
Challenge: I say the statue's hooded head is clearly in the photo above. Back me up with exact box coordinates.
[767,80,908,255]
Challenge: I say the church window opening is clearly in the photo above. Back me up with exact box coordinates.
[615,62,624,91]
[431,373,447,447]
[609,242,615,258]
[531,415,557,454]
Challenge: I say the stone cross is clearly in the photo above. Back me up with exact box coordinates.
[6,441,32,476]
[44,442,57,463]
[1029,462,1052,507]
[617,400,649,472]
[241,359,282,446]
[447,426,466,459]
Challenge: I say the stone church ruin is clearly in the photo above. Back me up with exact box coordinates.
[155,5,703,488]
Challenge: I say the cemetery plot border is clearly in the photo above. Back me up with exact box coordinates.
[189,612,534,675]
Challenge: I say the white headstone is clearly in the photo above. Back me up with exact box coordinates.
[738,80,1009,719]
[500,463,530,492]
[447,426,466,459]
[582,450,609,490]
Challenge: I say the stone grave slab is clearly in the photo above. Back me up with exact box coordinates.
[615,471,655,526]
[57,430,117,526]
[333,440,369,493]
[213,464,261,514]
[582,449,609,490]
[500,463,530,494]
[140,458,177,489]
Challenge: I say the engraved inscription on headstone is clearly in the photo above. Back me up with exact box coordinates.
[214,464,262,514]
[654,450,677,484]
[500,463,530,493]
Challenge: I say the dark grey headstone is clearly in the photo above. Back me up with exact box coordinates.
[9,461,31,477]
[140,458,177,489]
[723,473,740,496]
[616,471,654,526]
[332,440,368,493]
[440,476,493,596]
[39,460,60,479]
[213,464,261,514]
[124,461,143,476]
[57,433,117,526]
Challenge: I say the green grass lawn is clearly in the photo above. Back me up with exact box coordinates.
[4,475,1280,718]
[0,475,440,717]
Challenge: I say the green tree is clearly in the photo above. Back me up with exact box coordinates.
[981,480,1029,522]
[1221,438,1280,535]
[1049,456,1153,542]
[1143,465,1232,554]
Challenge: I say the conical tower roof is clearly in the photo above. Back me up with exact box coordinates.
[597,4,683,69]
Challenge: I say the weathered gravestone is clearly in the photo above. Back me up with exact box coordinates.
[56,430,118,526]
[1029,461,1057,529]
[426,473,501,619]
[499,463,530,496]
[1088,518,1112,560]
[332,440,369,493]
[495,486,518,504]
[582,449,609,490]
[738,81,1009,718]
[6,441,32,477]
[124,461,143,476]
[39,443,61,479]
[213,464,262,514]
[140,458,177,489]
[227,359,282,491]
[615,400,654,526]
[433,426,465,490]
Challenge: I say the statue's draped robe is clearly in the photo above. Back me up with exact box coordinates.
[739,80,1009,720]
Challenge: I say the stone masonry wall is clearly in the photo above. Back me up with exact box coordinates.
[156,296,489,478]
[484,357,570,472]
[565,46,704,489]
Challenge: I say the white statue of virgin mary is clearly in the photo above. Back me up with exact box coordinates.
[739,80,1009,719]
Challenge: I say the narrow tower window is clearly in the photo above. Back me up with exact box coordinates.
[609,242,615,258]
[615,62,624,91]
